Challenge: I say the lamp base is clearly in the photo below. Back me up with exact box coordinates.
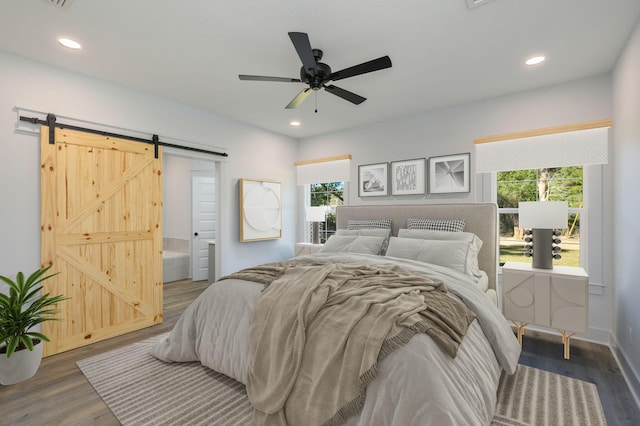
[531,228,553,269]
[312,222,320,245]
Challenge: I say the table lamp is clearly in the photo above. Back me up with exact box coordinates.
[518,201,568,269]
[306,206,326,244]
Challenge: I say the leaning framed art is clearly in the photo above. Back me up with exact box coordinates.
[358,162,388,197]
[239,178,282,242]
[428,153,470,194]
[390,158,426,195]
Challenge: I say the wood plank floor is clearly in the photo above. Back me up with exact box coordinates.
[1,279,639,425]
[0,279,209,426]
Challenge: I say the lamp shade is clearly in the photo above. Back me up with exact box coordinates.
[518,201,568,229]
[306,206,326,222]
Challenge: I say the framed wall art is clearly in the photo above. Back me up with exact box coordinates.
[428,153,470,194]
[239,178,282,242]
[358,162,388,197]
[391,158,426,195]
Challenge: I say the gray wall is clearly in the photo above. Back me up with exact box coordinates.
[612,17,640,403]
[0,50,298,283]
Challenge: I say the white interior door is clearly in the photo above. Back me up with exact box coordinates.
[192,176,216,281]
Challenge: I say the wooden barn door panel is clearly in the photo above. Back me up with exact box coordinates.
[40,126,163,357]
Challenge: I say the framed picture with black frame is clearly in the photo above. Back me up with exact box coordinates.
[390,158,426,195]
[428,153,470,194]
[358,162,388,197]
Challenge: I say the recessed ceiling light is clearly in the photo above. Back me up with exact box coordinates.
[290,121,301,127]
[58,38,82,50]
[525,55,545,66]
[465,0,496,9]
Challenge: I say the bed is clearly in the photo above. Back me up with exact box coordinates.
[151,203,521,426]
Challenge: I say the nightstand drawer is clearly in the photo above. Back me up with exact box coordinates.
[550,275,588,333]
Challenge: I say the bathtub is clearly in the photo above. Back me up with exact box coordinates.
[163,238,190,282]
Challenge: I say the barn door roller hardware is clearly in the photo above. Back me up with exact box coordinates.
[19,113,228,159]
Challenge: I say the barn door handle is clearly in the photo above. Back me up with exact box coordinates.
[194,232,199,237]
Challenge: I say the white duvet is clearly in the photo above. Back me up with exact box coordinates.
[151,253,521,426]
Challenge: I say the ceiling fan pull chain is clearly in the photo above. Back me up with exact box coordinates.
[315,91,318,113]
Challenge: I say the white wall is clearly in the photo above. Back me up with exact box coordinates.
[300,76,612,204]
[612,18,640,402]
[162,155,217,242]
[163,155,193,241]
[0,51,298,286]
[298,74,614,341]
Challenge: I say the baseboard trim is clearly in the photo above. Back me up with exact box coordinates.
[611,335,640,412]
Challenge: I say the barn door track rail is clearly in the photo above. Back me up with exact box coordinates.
[19,113,228,159]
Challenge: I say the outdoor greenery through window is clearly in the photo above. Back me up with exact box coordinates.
[497,166,582,267]
[310,182,344,243]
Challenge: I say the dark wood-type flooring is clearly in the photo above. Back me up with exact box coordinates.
[1,279,638,425]
[518,329,640,426]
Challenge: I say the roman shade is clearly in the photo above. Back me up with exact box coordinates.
[295,154,351,185]
[474,121,610,173]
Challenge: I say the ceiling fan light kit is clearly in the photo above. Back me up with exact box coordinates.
[239,32,392,109]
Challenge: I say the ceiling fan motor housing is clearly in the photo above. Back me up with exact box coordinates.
[301,61,331,90]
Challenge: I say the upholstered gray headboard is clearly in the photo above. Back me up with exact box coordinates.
[336,203,498,291]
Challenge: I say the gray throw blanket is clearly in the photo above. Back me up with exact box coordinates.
[221,261,476,426]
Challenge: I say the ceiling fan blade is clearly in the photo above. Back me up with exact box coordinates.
[324,85,366,105]
[328,56,392,81]
[285,88,313,109]
[239,74,302,83]
[288,32,319,75]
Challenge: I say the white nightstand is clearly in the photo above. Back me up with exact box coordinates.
[502,262,589,359]
[295,242,324,256]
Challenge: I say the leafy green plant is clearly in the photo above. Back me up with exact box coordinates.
[0,266,69,357]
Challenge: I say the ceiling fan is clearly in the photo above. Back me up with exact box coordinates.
[239,32,392,109]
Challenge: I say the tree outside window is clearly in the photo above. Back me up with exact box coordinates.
[497,167,582,266]
[310,182,344,243]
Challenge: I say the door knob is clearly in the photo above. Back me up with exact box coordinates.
[194,232,199,236]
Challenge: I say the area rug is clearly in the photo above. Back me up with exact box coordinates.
[77,333,607,426]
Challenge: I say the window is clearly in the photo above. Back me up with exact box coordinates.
[309,182,344,243]
[497,166,583,267]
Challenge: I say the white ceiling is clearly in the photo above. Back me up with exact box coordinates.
[1,0,639,139]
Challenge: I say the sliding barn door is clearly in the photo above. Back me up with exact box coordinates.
[40,126,163,357]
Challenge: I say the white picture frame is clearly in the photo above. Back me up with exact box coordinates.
[428,153,470,194]
[391,158,426,195]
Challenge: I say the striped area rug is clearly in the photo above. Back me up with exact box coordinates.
[77,333,607,426]
[493,364,607,426]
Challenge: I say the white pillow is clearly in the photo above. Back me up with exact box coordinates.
[336,228,392,255]
[385,237,479,276]
[319,235,386,255]
[397,229,483,278]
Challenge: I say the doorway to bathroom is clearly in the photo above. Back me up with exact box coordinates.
[163,153,217,283]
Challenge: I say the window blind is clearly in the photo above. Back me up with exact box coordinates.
[295,155,351,184]
[474,122,610,173]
